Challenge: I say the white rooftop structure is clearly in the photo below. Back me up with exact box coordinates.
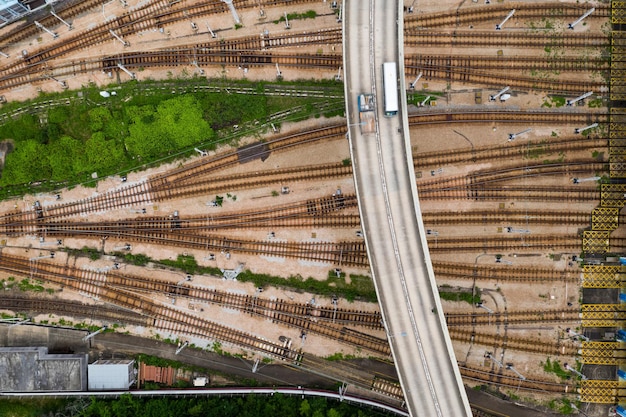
[0,0,30,28]
[88,359,135,390]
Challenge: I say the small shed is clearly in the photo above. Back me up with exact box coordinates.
[88,359,135,390]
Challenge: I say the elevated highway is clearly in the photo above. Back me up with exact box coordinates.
[343,1,472,416]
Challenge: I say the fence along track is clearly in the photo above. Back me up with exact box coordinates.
[0,254,303,361]
[432,261,580,283]
[448,328,578,356]
[446,309,579,327]
[404,2,609,29]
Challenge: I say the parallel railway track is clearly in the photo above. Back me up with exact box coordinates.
[445,309,579,327]
[404,3,609,29]
[405,31,608,49]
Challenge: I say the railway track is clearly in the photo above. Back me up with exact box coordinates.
[0,254,305,361]
[15,206,589,240]
[432,261,580,283]
[414,136,605,169]
[407,55,608,73]
[424,209,591,228]
[405,31,608,49]
[422,185,599,202]
[0,109,598,223]
[404,2,609,29]
[404,63,603,93]
[418,161,606,191]
[445,309,579,327]
[448,328,578,356]
[428,234,584,254]
[0,254,390,354]
[408,109,607,126]
[459,365,574,394]
[0,294,151,327]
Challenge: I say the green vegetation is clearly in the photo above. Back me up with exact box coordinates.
[17,278,44,292]
[542,358,572,380]
[66,246,103,261]
[325,352,357,361]
[541,96,566,108]
[107,252,376,302]
[524,140,549,159]
[548,398,578,414]
[0,78,344,200]
[0,398,69,417]
[438,286,480,305]
[274,10,317,24]
[64,392,394,417]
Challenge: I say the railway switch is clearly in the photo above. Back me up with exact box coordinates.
[0,51,8,58]
[283,12,290,29]
[191,22,198,32]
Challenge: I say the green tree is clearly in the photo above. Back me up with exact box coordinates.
[84,132,126,173]
[300,399,312,416]
[0,139,51,185]
[88,107,113,132]
[48,135,85,180]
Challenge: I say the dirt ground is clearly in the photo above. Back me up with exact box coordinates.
[0,0,608,406]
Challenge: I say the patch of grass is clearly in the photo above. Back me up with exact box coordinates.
[65,246,102,260]
[0,398,68,417]
[438,288,480,304]
[542,358,571,380]
[17,278,45,292]
[325,352,357,361]
[273,10,317,24]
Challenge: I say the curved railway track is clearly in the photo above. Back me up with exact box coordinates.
[415,136,606,169]
[4,110,602,221]
[445,309,579,327]
[0,254,389,355]
[0,294,151,327]
[0,254,304,361]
